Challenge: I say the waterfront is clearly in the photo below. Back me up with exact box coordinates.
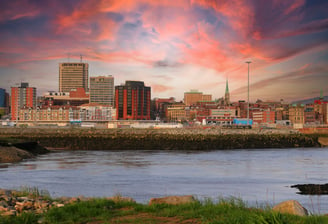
[0,148,327,214]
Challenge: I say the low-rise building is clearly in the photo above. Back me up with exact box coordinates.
[79,103,116,121]
[252,111,275,124]
[166,103,186,122]
[41,88,89,107]
[18,106,80,125]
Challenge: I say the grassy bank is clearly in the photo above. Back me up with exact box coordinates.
[1,197,328,224]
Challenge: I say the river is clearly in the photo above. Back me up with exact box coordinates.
[0,148,327,214]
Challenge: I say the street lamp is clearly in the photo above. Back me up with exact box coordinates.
[245,61,251,125]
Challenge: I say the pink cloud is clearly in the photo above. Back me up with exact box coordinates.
[193,0,255,36]
[151,84,174,93]
[282,0,306,15]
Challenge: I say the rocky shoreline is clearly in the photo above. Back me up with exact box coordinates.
[0,128,325,163]
[0,128,324,151]
[0,189,310,218]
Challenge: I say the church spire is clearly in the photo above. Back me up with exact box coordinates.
[225,78,230,105]
[225,78,229,94]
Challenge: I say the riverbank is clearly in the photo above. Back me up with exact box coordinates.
[0,127,325,151]
[1,188,327,224]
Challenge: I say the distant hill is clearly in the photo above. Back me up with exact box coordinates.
[292,96,328,105]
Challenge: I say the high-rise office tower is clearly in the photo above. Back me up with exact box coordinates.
[11,83,36,121]
[89,76,114,106]
[115,81,151,120]
[59,62,89,92]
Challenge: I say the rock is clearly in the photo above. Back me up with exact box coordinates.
[56,203,65,207]
[0,146,34,163]
[23,201,34,210]
[318,137,328,146]
[0,205,8,212]
[2,210,16,216]
[58,196,71,203]
[41,202,49,209]
[0,195,10,202]
[272,200,308,216]
[17,196,29,201]
[68,197,79,204]
[149,195,196,205]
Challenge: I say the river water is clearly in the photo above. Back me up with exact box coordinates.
[0,148,327,214]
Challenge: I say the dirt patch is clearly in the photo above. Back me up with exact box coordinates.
[111,212,201,224]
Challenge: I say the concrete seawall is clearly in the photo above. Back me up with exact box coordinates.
[0,128,322,150]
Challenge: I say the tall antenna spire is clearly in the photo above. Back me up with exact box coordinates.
[320,89,323,100]
[80,54,83,63]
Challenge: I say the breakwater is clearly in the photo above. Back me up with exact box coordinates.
[0,128,322,150]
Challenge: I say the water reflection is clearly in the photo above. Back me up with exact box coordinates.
[0,148,327,214]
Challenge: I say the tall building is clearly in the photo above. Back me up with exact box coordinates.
[11,83,37,121]
[288,104,304,125]
[89,76,114,106]
[0,88,7,118]
[225,79,230,105]
[59,62,89,92]
[115,81,151,120]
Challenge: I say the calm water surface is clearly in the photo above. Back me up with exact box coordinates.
[0,148,327,214]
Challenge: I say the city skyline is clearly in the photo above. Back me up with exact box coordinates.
[0,0,328,102]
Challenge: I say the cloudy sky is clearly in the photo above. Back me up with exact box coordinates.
[0,0,327,102]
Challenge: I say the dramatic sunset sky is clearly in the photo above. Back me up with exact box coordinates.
[0,0,327,102]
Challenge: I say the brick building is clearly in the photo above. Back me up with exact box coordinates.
[252,111,275,124]
[115,81,151,120]
[184,90,212,106]
[11,83,36,121]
